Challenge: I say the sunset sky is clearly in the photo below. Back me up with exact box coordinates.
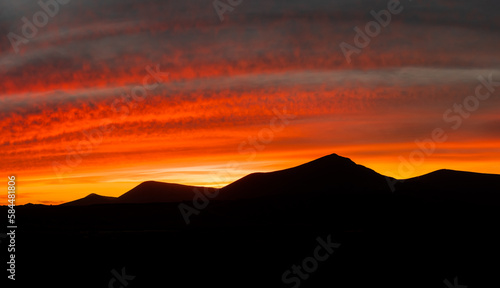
[1,0,500,205]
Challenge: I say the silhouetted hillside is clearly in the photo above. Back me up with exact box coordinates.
[9,153,500,288]
[395,169,500,205]
[61,193,117,206]
[219,153,395,200]
[60,153,500,206]
[62,181,210,206]
[117,181,207,203]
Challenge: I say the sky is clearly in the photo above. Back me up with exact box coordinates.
[1,0,500,205]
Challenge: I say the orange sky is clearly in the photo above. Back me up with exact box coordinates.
[1,0,500,205]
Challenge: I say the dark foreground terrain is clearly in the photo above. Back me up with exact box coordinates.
[2,154,500,287]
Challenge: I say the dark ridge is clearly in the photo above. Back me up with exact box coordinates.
[116,181,206,204]
[218,153,393,200]
[59,153,500,206]
[60,193,117,206]
[395,169,500,205]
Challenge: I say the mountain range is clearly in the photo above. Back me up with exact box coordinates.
[11,153,500,288]
[61,153,500,206]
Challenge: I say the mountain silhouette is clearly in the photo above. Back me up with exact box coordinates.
[218,153,394,200]
[60,153,500,206]
[61,193,117,206]
[61,181,205,206]
[395,169,500,205]
[15,153,500,288]
[117,181,208,203]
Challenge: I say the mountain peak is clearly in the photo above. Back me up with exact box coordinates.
[117,181,201,203]
[61,193,117,206]
[219,153,391,200]
[318,153,355,163]
[134,181,166,189]
[293,153,357,171]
